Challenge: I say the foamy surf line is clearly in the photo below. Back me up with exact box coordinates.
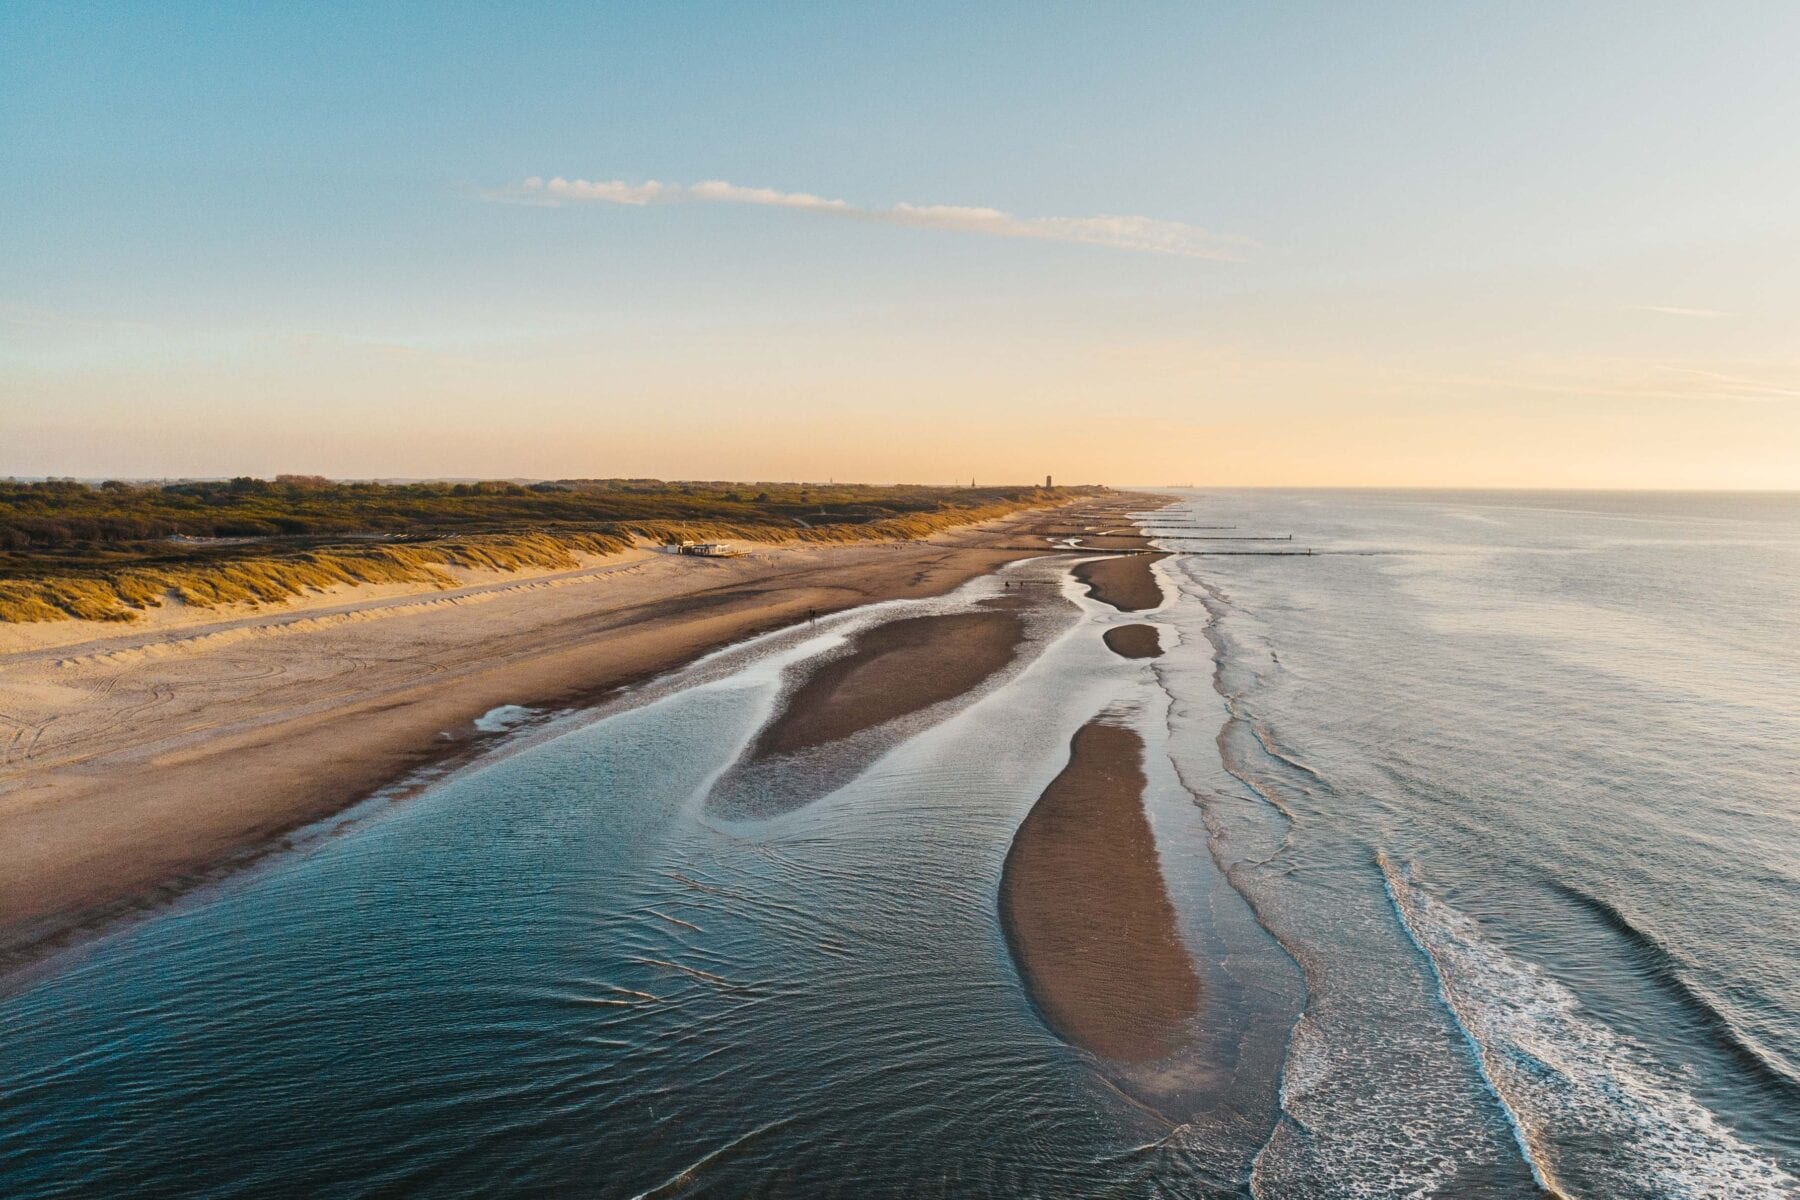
[1379,853,1795,1199]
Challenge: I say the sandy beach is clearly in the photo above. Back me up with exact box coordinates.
[999,719,1201,1064]
[0,498,1162,969]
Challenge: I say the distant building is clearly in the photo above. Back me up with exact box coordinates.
[1045,474,1053,488]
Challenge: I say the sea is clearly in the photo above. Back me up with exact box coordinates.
[2,489,1794,1198]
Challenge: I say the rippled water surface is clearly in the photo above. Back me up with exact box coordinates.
[3,491,1795,1198]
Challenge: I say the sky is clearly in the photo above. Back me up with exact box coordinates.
[4,2,1798,488]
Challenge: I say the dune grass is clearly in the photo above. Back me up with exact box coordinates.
[0,480,1086,623]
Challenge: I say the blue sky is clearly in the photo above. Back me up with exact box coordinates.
[4,3,1798,484]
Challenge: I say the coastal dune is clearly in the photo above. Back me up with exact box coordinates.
[999,719,1201,1064]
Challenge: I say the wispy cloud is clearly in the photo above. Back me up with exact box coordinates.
[1649,364,1800,401]
[1636,305,1734,319]
[0,305,157,336]
[490,176,1253,261]
[1425,358,1800,404]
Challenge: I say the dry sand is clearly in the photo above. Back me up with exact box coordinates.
[0,499,1163,969]
[999,719,1201,1063]
[1073,554,1169,613]
[1102,624,1163,659]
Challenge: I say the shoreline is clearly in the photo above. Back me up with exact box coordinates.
[0,496,1168,973]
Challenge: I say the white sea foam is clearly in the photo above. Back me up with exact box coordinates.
[1381,856,1795,1199]
[473,704,534,733]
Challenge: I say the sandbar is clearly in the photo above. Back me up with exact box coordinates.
[999,719,1201,1063]
[751,610,1025,759]
[1072,554,1168,613]
[1102,624,1163,659]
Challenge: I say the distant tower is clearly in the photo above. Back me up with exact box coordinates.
[1045,474,1053,488]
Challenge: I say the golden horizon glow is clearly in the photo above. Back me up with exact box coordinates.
[5,7,1799,489]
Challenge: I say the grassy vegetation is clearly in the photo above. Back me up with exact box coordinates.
[0,477,1093,623]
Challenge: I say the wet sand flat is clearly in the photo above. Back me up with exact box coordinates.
[752,609,1025,758]
[1073,554,1168,612]
[1102,624,1163,659]
[999,720,1201,1063]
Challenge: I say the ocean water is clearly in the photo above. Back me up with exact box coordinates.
[1,490,1795,1198]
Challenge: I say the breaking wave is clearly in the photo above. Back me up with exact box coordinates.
[1382,855,1794,1199]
